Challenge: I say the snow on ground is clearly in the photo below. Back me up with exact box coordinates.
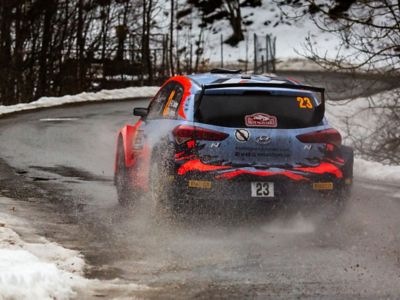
[0,196,149,299]
[0,86,158,117]
[275,58,325,71]
[326,88,400,184]
[193,2,338,64]
[353,159,400,184]
[0,205,86,300]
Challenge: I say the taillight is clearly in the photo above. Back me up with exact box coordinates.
[173,125,229,144]
[296,129,342,147]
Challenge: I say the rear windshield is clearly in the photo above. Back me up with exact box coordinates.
[196,89,323,129]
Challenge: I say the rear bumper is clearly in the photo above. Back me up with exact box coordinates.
[171,172,349,202]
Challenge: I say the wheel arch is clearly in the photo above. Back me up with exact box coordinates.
[114,121,143,174]
[340,145,354,179]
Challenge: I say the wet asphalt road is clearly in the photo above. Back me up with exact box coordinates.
[0,74,400,298]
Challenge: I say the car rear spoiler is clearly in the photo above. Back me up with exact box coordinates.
[195,82,326,124]
[202,82,325,104]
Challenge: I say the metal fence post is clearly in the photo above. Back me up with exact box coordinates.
[253,33,257,74]
[221,34,224,68]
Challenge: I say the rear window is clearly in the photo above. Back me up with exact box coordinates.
[196,89,323,129]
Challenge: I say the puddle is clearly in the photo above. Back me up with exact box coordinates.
[29,165,111,182]
[30,176,57,182]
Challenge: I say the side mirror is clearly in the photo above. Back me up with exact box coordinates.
[133,107,148,118]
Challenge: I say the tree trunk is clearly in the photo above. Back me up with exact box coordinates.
[141,0,153,84]
[223,0,244,46]
[169,0,174,75]
[146,0,153,83]
[36,0,56,99]
[14,3,24,102]
[0,1,14,105]
[77,0,85,91]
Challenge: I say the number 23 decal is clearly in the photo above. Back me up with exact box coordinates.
[297,97,313,109]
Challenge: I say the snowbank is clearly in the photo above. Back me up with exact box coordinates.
[0,86,158,117]
[276,58,325,71]
[0,209,86,300]
[0,201,149,299]
[326,89,400,184]
[354,158,400,184]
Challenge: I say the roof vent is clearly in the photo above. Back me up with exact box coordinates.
[241,74,251,79]
[210,68,242,74]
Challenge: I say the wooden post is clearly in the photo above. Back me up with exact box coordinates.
[245,34,249,72]
[253,33,257,74]
[261,55,264,73]
[190,44,193,73]
[272,36,276,72]
[266,34,269,73]
[220,34,224,68]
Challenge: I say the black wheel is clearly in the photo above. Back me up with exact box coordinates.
[336,145,354,208]
[115,140,136,206]
[321,145,353,219]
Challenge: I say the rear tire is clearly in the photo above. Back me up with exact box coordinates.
[115,140,136,206]
[149,157,185,221]
[330,145,354,217]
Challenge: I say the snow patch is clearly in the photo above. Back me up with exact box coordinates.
[0,249,83,300]
[0,198,150,299]
[276,58,325,71]
[196,2,339,63]
[0,86,158,117]
[354,159,400,184]
[326,89,400,184]
[0,224,86,300]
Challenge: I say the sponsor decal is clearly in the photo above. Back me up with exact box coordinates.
[245,113,277,128]
[235,129,250,142]
[255,136,271,145]
[312,182,334,190]
[188,180,212,189]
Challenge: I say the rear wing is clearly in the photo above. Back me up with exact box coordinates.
[194,82,326,124]
[202,82,325,104]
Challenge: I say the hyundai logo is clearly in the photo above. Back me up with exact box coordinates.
[255,136,271,145]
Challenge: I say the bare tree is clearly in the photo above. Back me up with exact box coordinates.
[279,0,400,74]
[279,0,400,163]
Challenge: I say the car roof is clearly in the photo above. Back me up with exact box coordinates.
[187,71,298,87]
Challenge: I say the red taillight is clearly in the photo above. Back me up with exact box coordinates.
[173,125,229,144]
[296,129,342,147]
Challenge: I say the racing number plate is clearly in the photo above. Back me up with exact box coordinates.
[251,182,274,197]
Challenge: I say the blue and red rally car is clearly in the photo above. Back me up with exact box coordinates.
[114,70,353,214]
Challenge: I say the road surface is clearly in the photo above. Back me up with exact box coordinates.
[0,87,400,298]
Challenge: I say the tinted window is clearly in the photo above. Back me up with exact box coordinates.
[147,82,175,119]
[196,89,323,129]
[161,84,184,119]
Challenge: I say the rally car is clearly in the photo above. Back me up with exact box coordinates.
[114,70,353,214]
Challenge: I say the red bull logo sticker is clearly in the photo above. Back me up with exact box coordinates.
[245,113,277,128]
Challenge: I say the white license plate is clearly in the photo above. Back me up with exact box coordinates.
[251,182,274,197]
